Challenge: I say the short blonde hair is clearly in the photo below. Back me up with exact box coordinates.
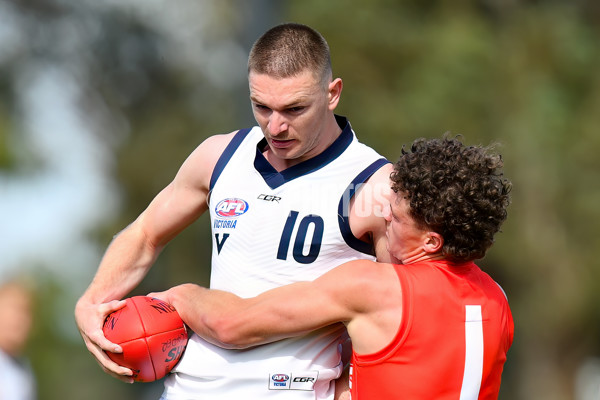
[248,23,332,87]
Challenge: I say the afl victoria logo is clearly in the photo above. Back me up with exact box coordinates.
[272,374,289,383]
[215,198,249,218]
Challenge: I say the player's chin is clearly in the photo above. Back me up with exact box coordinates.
[270,145,305,162]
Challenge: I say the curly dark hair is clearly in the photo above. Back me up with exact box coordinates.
[390,135,512,262]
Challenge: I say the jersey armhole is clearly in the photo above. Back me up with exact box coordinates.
[337,158,391,255]
[354,264,412,365]
[209,128,252,191]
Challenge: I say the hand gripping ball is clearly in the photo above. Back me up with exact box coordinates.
[103,296,188,382]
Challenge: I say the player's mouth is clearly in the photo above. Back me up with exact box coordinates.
[269,138,295,149]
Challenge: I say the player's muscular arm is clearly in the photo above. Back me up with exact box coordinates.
[348,163,395,262]
[75,131,237,381]
[153,261,381,349]
[156,282,335,349]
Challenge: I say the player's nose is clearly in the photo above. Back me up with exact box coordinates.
[268,112,288,136]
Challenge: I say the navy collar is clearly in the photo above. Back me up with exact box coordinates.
[254,115,354,189]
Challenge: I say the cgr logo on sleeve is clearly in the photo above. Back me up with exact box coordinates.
[215,198,249,218]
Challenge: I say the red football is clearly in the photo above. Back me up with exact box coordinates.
[103,296,188,382]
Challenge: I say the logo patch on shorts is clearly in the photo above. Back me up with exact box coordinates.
[269,371,318,391]
[270,374,290,389]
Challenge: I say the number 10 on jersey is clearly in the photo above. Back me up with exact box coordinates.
[277,211,324,264]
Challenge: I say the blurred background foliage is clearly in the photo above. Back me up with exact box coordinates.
[1,0,599,398]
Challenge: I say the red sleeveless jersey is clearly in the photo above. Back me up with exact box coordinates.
[350,261,513,399]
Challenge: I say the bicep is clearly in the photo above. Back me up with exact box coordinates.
[258,280,352,333]
[227,261,373,346]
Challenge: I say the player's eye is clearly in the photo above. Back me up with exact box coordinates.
[254,104,270,111]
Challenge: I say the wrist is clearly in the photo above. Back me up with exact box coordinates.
[168,283,195,310]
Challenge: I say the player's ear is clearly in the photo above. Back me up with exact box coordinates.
[424,232,443,254]
[327,78,343,110]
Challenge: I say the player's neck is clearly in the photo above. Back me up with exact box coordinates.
[403,253,445,265]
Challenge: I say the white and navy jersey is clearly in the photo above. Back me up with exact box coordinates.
[162,116,389,399]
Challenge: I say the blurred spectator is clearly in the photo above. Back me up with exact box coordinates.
[0,279,36,400]
[575,357,600,400]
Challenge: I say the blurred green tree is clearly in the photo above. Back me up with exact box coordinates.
[2,0,600,398]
